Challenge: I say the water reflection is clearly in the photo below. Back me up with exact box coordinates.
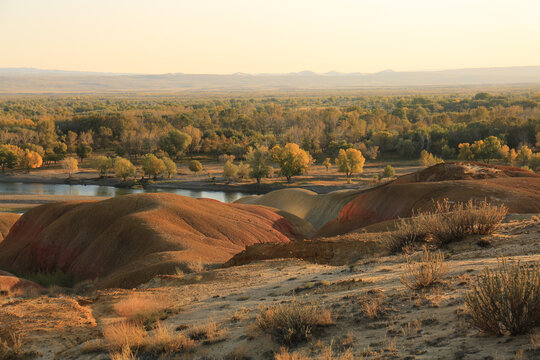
[0,182,253,203]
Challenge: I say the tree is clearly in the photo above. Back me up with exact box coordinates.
[61,157,78,178]
[420,150,443,167]
[0,145,21,173]
[158,130,192,158]
[91,156,114,177]
[162,157,177,179]
[516,145,533,163]
[21,150,42,172]
[37,119,57,149]
[271,143,311,183]
[335,148,365,179]
[76,143,92,162]
[382,165,395,178]
[114,157,136,181]
[142,153,166,179]
[323,157,331,172]
[528,153,540,172]
[247,146,271,184]
[237,161,249,180]
[52,142,68,162]
[189,160,203,174]
[223,160,238,183]
[458,143,474,161]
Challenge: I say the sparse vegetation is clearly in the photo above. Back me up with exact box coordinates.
[400,249,448,290]
[465,258,540,335]
[113,295,171,327]
[20,269,77,288]
[389,199,507,251]
[257,299,333,345]
[187,321,225,343]
[0,331,36,360]
[102,321,145,350]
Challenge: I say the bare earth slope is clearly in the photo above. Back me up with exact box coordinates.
[0,193,301,288]
[316,163,540,237]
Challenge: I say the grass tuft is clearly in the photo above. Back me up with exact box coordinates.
[400,249,447,290]
[257,299,333,345]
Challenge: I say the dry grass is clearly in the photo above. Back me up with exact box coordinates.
[109,345,136,360]
[257,299,333,345]
[274,347,311,360]
[113,294,170,327]
[400,249,448,290]
[102,321,146,350]
[465,258,540,335]
[389,199,507,251]
[361,297,385,320]
[0,331,32,360]
[187,321,225,343]
[143,322,195,354]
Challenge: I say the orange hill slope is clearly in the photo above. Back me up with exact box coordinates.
[0,212,19,242]
[0,193,300,288]
[315,163,540,238]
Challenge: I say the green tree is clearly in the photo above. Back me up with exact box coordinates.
[420,150,443,167]
[158,130,192,158]
[114,157,136,181]
[458,143,474,161]
[0,145,21,173]
[516,145,533,163]
[335,148,365,178]
[161,157,177,178]
[142,153,166,179]
[382,165,395,178]
[91,156,114,177]
[247,146,271,184]
[223,160,238,183]
[76,143,92,162]
[271,143,311,183]
[528,153,540,172]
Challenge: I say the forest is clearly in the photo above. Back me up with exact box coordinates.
[0,91,539,178]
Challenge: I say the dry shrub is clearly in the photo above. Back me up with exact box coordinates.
[362,297,385,320]
[465,258,540,335]
[113,294,169,326]
[390,199,507,251]
[102,321,145,350]
[400,249,447,290]
[274,347,311,360]
[143,322,195,354]
[257,299,333,345]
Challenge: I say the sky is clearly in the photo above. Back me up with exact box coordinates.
[1,0,539,74]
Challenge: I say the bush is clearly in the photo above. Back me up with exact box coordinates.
[382,165,395,178]
[465,259,540,335]
[188,160,203,173]
[400,249,447,290]
[22,269,78,288]
[389,199,507,251]
[257,299,333,345]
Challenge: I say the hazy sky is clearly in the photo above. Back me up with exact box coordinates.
[1,0,539,74]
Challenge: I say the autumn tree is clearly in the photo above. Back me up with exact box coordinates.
[335,148,365,178]
[162,157,177,178]
[271,143,311,183]
[91,156,114,177]
[237,161,249,180]
[114,157,136,181]
[61,157,78,178]
[189,160,203,174]
[420,150,443,167]
[21,150,43,172]
[247,146,271,184]
[323,157,331,171]
[0,145,22,173]
[223,160,238,183]
[142,153,166,179]
[76,143,92,163]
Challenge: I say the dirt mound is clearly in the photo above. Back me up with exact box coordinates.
[395,162,539,183]
[235,188,362,231]
[316,174,540,237]
[224,232,387,267]
[0,212,19,242]
[0,270,44,295]
[0,193,301,288]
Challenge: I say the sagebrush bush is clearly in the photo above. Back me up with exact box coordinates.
[257,299,333,345]
[400,249,448,290]
[465,259,540,335]
[389,199,507,251]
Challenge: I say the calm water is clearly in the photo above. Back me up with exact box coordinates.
[0,182,252,203]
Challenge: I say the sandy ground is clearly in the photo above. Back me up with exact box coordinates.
[1,214,538,359]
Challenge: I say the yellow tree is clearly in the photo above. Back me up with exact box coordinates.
[335,148,365,179]
[21,150,43,172]
[271,143,310,183]
[61,157,78,178]
[114,157,136,181]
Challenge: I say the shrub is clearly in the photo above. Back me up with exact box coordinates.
[0,331,37,360]
[382,164,395,178]
[465,259,540,335]
[143,323,195,354]
[257,299,333,345]
[274,347,311,360]
[389,199,507,251]
[187,321,224,343]
[400,249,447,290]
[103,321,145,350]
[188,160,203,173]
[223,160,238,182]
[22,269,78,288]
[113,295,170,327]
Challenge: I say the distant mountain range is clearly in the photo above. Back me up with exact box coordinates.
[1,66,540,93]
